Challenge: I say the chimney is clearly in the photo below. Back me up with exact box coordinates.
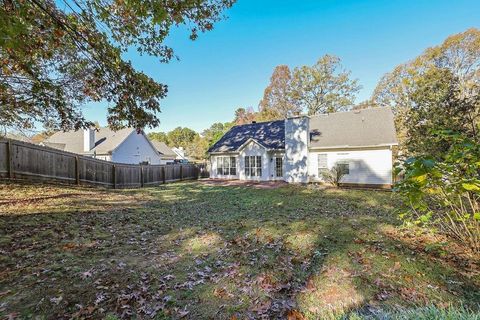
[83,128,95,152]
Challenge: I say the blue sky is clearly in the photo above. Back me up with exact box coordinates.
[83,0,480,133]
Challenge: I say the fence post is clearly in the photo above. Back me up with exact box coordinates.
[162,166,166,184]
[7,139,13,179]
[112,164,116,189]
[75,156,80,185]
[140,165,144,187]
[180,165,183,181]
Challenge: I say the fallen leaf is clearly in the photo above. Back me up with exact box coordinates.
[178,309,189,318]
[305,277,316,291]
[5,313,18,320]
[287,309,305,320]
[0,290,11,297]
[50,296,63,305]
[392,261,401,272]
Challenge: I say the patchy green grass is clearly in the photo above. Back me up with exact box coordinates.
[0,181,478,319]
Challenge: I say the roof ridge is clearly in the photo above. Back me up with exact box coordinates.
[232,119,285,128]
[308,106,393,119]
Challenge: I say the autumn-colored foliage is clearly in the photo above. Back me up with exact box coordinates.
[395,131,480,253]
[0,0,235,131]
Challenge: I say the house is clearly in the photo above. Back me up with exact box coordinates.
[171,147,190,162]
[208,107,398,187]
[151,140,177,164]
[42,127,164,164]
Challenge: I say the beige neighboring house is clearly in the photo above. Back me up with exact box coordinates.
[151,141,177,164]
[41,127,164,165]
[208,107,398,187]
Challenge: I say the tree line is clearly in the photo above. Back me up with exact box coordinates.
[148,28,479,162]
[246,28,479,160]
[147,123,233,161]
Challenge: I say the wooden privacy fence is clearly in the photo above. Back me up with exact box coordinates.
[0,139,198,188]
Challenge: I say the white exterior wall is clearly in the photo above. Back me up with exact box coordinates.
[238,141,269,181]
[268,152,286,181]
[307,147,393,185]
[83,128,95,152]
[111,131,162,165]
[94,155,112,161]
[210,141,283,181]
[159,158,173,165]
[208,117,396,185]
[285,117,309,183]
[210,154,240,179]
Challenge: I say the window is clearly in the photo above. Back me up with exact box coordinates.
[275,157,283,177]
[337,160,350,175]
[317,154,328,176]
[245,156,262,177]
[229,157,237,175]
[217,156,236,175]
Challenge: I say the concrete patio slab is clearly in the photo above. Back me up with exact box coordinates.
[199,179,288,189]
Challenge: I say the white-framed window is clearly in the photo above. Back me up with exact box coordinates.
[317,153,328,176]
[245,156,262,177]
[275,157,283,177]
[217,156,236,175]
[336,160,350,175]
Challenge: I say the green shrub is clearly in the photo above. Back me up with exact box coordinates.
[321,163,348,187]
[394,131,480,253]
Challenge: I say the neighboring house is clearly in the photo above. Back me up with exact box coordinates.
[41,127,164,165]
[151,141,177,164]
[3,132,32,143]
[208,107,398,187]
[171,147,191,162]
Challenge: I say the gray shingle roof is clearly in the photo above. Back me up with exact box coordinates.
[44,127,135,154]
[309,107,398,148]
[151,141,176,158]
[208,120,285,153]
[42,142,67,150]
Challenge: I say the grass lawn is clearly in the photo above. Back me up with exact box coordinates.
[0,181,479,319]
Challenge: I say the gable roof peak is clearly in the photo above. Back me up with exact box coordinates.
[44,126,136,154]
[208,120,285,153]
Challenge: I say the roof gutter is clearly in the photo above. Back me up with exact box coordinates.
[309,143,398,150]
[208,151,241,155]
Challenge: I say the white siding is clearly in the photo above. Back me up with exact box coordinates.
[269,152,285,181]
[94,155,111,161]
[238,141,269,181]
[285,117,309,183]
[210,154,239,179]
[111,132,162,164]
[210,146,285,182]
[308,147,393,185]
[159,159,173,165]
